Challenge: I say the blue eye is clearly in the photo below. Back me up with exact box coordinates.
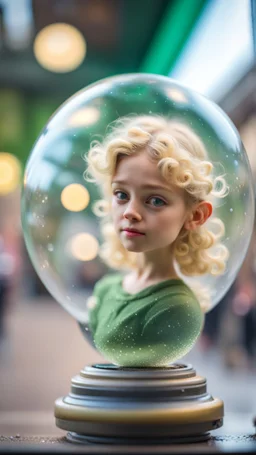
[148,197,166,207]
[115,191,128,201]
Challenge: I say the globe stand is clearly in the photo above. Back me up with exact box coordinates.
[54,362,223,445]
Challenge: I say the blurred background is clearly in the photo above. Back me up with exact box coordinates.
[0,0,256,439]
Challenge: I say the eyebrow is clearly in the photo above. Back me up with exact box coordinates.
[111,180,173,192]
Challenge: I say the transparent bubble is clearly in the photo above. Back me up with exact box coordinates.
[21,73,254,367]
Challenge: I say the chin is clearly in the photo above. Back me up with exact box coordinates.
[121,241,145,253]
[124,244,144,252]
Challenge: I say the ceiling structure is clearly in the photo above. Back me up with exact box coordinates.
[0,0,208,98]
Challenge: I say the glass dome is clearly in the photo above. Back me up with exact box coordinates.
[21,73,255,366]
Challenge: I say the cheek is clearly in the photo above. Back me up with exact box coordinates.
[111,196,118,209]
[111,198,116,210]
[150,213,170,231]
[157,208,187,232]
[111,201,122,220]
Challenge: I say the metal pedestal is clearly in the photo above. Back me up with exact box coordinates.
[55,363,223,444]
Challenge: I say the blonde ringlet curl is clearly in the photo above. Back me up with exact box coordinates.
[84,115,229,311]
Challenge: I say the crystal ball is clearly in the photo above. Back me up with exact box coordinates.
[21,73,255,367]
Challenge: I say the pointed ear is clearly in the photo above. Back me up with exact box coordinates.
[184,201,212,231]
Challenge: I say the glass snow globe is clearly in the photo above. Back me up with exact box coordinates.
[21,73,255,444]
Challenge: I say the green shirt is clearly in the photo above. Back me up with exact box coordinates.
[88,273,204,367]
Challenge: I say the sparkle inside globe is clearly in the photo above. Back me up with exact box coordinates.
[21,73,255,367]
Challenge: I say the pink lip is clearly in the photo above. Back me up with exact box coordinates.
[122,229,145,237]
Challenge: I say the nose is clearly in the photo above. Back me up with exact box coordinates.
[123,200,142,221]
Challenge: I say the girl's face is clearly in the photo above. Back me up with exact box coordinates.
[111,150,191,254]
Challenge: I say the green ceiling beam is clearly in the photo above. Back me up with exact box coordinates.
[139,0,208,75]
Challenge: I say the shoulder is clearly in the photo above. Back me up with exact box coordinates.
[145,280,201,323]
[142,287,203,340]
[93,272,122,297]
[148,279,198,305]
[87,273,122,329]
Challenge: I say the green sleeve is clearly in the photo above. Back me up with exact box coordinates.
[139,295,204,365]
[87,274,115,334]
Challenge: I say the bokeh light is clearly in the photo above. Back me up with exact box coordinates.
[33,23,86,73]
[68,107,100,127]
[68,232,99,261]
[0,152,21,195]
[61,184,90,212]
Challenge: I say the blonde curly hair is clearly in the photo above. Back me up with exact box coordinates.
[84,115,229,309]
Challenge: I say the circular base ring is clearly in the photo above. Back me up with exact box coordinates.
[55,363,223,444]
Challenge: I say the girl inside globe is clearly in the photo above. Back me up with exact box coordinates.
[84,115,229,367]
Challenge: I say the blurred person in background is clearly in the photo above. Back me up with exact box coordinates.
[200,284,233,352]
[200,223,256,368]
[231,224,256,369]
[232,278,256,368]
[0,234,15,355]
[219,224,256,370]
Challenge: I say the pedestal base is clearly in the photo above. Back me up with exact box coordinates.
[55,363,223,444]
